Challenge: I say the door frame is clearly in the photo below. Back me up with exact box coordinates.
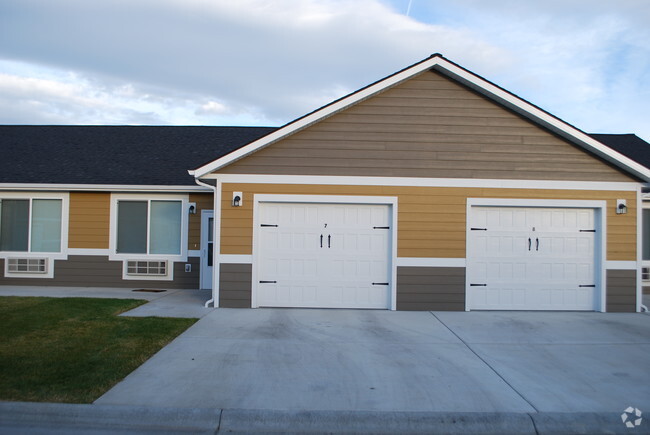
[466,198,607,312]
[200,209,214,290]
[251,194,398,309]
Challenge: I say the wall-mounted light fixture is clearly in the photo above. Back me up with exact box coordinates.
[188,202,197,214]
[232,191,243,207]
[616,199,627,214]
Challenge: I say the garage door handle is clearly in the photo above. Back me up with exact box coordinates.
[528,238,531,251]
[328,234,331,248]
[536,238,539,251]
[320,234,323,248]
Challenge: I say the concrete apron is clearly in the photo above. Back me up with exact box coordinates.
[94,309,650,420]
[1,402,646,434]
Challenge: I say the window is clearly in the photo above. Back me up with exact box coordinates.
[0,199,63,253]
[116,200,182,255]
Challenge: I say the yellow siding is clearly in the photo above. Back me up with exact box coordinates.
[220,183,637,261]
[68,192,110,249]
[188,193,213,250]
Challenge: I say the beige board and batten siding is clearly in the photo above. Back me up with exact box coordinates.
[216,70,636,182]
[219,184,636,261]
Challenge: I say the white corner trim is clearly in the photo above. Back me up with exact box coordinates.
[605,261,638,270]
[209,174,640,192]
[219,254,253,264]
[396,257,466,268]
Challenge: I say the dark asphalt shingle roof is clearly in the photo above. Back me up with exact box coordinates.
[589,133,650,170]
[0,125,276,186]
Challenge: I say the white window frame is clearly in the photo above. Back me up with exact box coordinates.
[109,194,189,281]
[0,192,69,279]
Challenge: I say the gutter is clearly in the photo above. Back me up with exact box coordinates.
[193,176,218,308]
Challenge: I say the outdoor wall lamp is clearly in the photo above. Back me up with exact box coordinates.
[616,199,627,214]
[232,192,243,207]
[188,203,196,214]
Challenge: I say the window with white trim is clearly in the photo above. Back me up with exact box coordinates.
[0,198,63,253]
[116,200,183,255]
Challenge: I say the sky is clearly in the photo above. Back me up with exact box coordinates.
[0,0,648,141]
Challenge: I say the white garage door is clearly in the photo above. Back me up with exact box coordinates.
[467,206,598,311]
[256,202,392,309]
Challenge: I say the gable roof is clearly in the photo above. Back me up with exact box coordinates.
[190,54,650,182]
[0,125,275,187]
[589,133,650,170]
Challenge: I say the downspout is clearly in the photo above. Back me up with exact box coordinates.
[193,176,218,308]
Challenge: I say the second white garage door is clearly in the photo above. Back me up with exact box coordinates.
[255,202,392,309]
[467,206,599,311]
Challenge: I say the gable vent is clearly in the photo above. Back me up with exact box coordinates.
[126,260,168,277]
[7,258,47,274]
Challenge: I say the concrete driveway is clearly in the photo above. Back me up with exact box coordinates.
[95,308,650,414]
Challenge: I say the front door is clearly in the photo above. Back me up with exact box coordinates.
[200,210,214,289]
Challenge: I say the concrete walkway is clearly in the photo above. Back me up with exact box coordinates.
[1,286,649,433]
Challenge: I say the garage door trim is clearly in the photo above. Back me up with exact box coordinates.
[466,198,607,312]
[252,194,398,310]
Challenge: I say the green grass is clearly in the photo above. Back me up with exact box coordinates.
[0,296,197,403]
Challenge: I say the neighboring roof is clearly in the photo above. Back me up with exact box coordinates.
[0,125,276,186]
[589,134,650,170]
[191,54,650,182]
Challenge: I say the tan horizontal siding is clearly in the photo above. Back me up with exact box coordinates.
[220,183,636,261]
[68,192,110,249]
[188,193,213,251]
[215,70,635,182]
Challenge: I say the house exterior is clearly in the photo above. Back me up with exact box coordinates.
[1,54,649,312]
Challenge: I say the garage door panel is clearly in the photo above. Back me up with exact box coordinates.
[257,202,392,309]
[468,206,598,311]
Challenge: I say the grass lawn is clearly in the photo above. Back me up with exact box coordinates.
[0,296,197,403]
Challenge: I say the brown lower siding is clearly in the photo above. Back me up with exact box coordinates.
[0,256,199,289]
[397,266,465,311]
[606,269,637,312]
[219,263,252,308]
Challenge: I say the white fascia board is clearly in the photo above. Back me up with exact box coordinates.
[431,59,650,181]
[210,173,640,192]
[0,183,211,193]
[194,54,650,182]
[192,56,442,178]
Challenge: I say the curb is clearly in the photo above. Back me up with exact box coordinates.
[1,402,648,434]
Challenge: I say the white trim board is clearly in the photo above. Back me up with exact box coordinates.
[397,258,466,268]
[0,183,210,193]
[219,254,253,264]
[605,261,638,270]
[210,174,639,192]
[192,54,650,182]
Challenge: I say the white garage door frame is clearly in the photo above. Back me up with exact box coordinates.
[466,198,607,312]
[251,194,399,310]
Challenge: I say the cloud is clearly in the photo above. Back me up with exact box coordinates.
[0,0,648,140]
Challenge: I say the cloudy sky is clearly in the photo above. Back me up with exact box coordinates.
[0,0,648,140]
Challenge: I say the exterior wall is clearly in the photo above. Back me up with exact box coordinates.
[219,183,637,261]
[606,269,637,312]
[0,256,199,289]
[219,263,252,308]
[69,192,110,249]
[397,267,465,311]
[216,71,636,183]
[188,192,213,251]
